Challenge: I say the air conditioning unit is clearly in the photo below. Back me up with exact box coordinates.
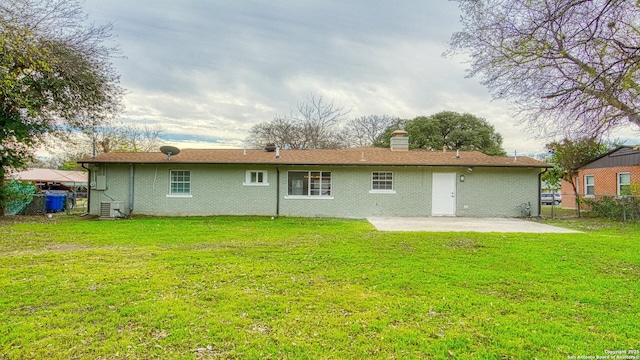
[100,201,125,219]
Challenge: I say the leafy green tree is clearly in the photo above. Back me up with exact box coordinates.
[545,137,613,216]
[541,167,563,194]
[1,0,122,214]
[448,0,640,137]
[375,111,506,156]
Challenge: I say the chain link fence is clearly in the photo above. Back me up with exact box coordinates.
[574,195,640,222]
[18,191,88,215]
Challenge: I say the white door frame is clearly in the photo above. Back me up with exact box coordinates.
[432,173,457,216]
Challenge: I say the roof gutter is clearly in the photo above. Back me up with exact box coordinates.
[78,160,550,169]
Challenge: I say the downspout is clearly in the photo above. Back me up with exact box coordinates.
[81,163,91,215]
[538,168,548,217]
[276,167,280,217]
[129,164,135,216]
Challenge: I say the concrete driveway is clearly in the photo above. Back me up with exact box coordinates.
[367,217,580,233]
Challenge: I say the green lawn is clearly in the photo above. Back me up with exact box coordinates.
[1,215,639,359]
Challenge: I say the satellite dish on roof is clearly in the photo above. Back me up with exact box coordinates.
[160,145,180,160]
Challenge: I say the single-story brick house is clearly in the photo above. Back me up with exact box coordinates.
[78,134,549,218]
[561,145,640,209]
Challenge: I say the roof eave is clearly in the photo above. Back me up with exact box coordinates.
[77,159,549,168]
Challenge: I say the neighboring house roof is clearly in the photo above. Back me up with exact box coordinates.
[581,145,640,170]
[11,168,88,186]
[78,147,549,168]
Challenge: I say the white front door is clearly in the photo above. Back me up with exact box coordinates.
[432,173,456,216]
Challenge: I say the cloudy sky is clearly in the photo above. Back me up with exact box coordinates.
[81,0,639,155]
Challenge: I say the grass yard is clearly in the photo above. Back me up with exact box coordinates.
[1,215,639,359]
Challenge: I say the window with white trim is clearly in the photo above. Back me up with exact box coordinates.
[287,171,331,196]
[371,171,394,193]
[584,175,594,196]
[170,170,191,195]
[244,170,268,186]
[618,172,631,195]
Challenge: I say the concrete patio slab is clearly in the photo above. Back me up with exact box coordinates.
[367,217,580,233]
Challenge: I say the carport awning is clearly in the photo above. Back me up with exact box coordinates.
[11,168,88,186]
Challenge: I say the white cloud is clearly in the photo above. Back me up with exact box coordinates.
[76,0,639,157]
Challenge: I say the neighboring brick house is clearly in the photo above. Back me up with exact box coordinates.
[78,133,549,219]
[561,145,640,209]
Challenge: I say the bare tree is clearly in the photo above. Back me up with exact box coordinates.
[295,94,350,149]
[346,115,398,147]
[81,121,164,154]
[46,121,164,169]
[81,118,124,155]
[118,123,164,152]
[247,117,307,149]
[247,94,350,149]
[447,0,640,137]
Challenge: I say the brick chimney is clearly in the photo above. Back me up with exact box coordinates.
[390,130,408,151]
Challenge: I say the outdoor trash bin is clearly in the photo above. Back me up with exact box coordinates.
[45,193,66,212]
